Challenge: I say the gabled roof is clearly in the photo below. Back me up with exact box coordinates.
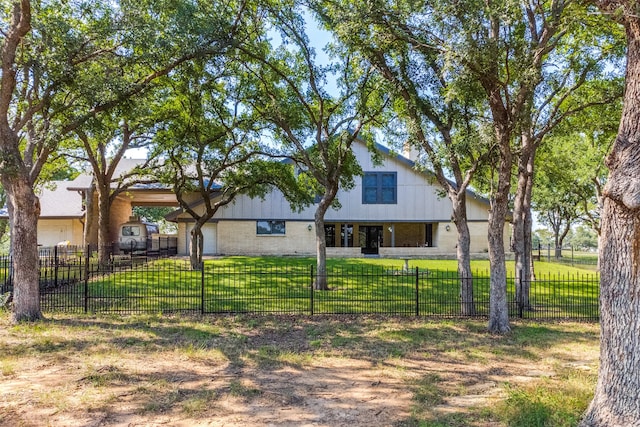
[0,180,86,219]
[372,141,490,205]
[66,158,178,206]
[164,139,491,222]
[67,158,158,191]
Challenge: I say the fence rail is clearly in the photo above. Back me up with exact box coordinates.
[1,254,600,321]
[533,244,599,266]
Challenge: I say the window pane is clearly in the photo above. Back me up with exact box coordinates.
[325,224,335,247]
[257,221,271,234]
[364,188,378,203]
[363,172,397,204]
[363,173,378,187]
[122,226,140,236]
[381,188,396,203]
[271,221,286,235]
[381,173,396,187]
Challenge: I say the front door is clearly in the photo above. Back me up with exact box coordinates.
[360,226,383,255]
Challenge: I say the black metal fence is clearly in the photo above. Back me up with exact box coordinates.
[1,255,600,321]
[533,244,599,267]
[1,242,178,295]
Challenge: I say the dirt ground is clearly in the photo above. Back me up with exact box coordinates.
[0,314,599,426]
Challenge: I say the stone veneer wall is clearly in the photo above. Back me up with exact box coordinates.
[109,196,134,245]
[177,219,509,258]
[216,220,316,256]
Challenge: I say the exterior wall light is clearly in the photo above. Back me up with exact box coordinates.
[445,225,451,231]
[308,224,313,231]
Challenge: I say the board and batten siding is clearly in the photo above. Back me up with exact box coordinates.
[209,143,489,223]
[172,141,501,256]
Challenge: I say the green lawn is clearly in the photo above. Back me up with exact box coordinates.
[40,257,599,319]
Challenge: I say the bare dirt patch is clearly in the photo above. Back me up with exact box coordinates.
[0,314,599,426]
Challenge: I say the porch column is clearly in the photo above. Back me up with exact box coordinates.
[390,224,395,247]
[342,223,348,247]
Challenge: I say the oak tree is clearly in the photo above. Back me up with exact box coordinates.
[579,0,640,424]
[241,3,388,289]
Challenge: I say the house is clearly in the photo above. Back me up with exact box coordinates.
[26,179,86,247]
[1,143,508,257]
[65,159,179,247]
[0,159,178,248]
[167,140,509,258]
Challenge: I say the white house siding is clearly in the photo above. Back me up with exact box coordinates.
[177,222,217,255]
[171,141,509,257]
[211,143,490,224]
[38,219,84,247]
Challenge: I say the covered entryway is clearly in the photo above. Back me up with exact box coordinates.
[360,225,383,255]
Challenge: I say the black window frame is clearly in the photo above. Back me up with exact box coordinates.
[256,220,286,235]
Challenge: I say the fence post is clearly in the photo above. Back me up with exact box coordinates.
[415,266,420,316]
[310,265,314,316]
[8,253,13,289]
[84,245,90,313]
[201,262,205,315]
[54,245,59,289]
[518,269,523,319]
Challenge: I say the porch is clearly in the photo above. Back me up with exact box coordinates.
[324,222,458,257]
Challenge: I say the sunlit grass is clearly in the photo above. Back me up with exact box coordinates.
[180,389,217,416]
[0,360,15,376]
[494,369,596,427]
[68,257,599,319]
[0,312,599,426]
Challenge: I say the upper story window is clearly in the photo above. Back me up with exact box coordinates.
[362,172,397,204]
[257,220,286,235]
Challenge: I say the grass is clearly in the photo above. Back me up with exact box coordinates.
[494,367,596,427]
[0,313,599,426]
[38,257,599,320]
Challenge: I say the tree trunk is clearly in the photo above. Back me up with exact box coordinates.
[96,183,112,265]
[0,0,39,322]
[580,20,640,426]
[3,172,42,322]
[554,236,562,259]
[452,196,475,315]
[314,215,329,290]
[524,200,536,282]
[189,221,205,270]
[83,182,97,249]
[487,132,512,334]
[513,141,536,310]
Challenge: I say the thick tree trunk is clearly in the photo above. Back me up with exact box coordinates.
[189,222,205,270]
[96,183,112,265]
[487,133,512,334]
[452,196,475,315]
[580,20,640,426]
[0,0,39,322]
[2,172,42,322]
[83,183,97,248]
